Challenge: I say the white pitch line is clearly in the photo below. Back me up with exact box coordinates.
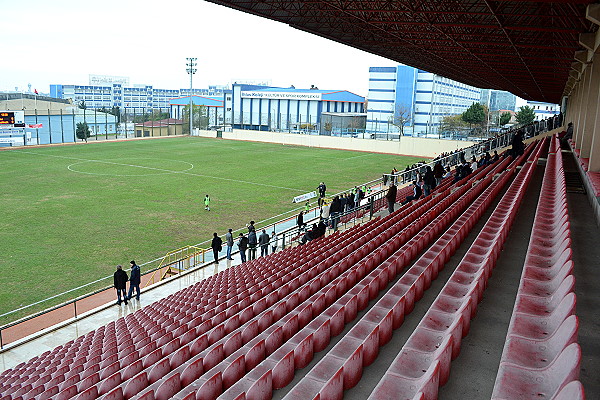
[345,153,374,160]
[11,150,304,192]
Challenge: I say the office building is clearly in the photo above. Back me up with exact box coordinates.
[367,66,481,135]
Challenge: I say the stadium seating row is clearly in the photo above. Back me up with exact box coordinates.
[492,135,584,399]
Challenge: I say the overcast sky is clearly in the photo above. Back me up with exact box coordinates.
[1,0,399,96]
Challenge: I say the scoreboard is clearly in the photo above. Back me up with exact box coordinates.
[0,111,25,128]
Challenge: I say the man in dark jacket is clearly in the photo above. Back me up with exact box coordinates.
[329,196,342,231]
[317,182,327,206]
[401,182,423,205]
[297,211,305,231]
[248,229,257,261]
[225,228,234,260]
[238,233,248,263]
[258,229,270,257]
[211,233,223,263]
[386,183,397,214]
[127,260,141,301]
[114,265,129,305]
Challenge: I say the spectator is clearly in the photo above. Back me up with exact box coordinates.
[443,166,453,179]
[270,231,279,253]
[204,194,210,211]
[345,193,353,211]
[127,260,141,301]
[340,193,348,213]
[259,229,270,257]
[211,232,222,263]
[433,161,444,186]
[317,182,327,206]
[225,228,234,260]
[386,183,397,214]
[561,122,574,146]
[301,223,318,245]
[492,151,500,163]
[329,195,342,231]
[353,187,361,208]
[317,220,327,237]
[321,200,331,225]
[114,265,128,306]
[401,181,422,206]
[453,165,463,183]
[423,166,436,197]
[470,156,478,172]
[511,130,525,157]
[237,233,248,263]
[297,211,305,232]
[248,228,257,260]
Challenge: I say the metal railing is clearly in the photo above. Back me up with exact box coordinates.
[381,120,556,187]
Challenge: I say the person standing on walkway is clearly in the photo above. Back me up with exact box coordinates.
[248,228,257,260]
[211,232,223,263]
[386,183,397,214]
[317,182,326,206]
[259,229,270,257]
[114,265,129,306]
[297,211,305,232]
[127,260,141,301]
[270,231,279,253]
[329,195,341,231]
[238,233,248,263]
[225,228,234,260]
[204,194,210,211]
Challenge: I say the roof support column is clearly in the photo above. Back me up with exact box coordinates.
[570,74,585,150]
[578,64,594,159]
[583,4,600,169]
[586,52,600,172]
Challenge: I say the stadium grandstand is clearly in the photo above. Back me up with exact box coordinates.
[1,1,600,399]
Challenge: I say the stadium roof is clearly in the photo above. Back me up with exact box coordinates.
[206,0,599,104]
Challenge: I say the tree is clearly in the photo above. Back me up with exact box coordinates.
[461,102,486,129]
[182,104,209,134]
[515,105,536,125]
[439,114,469,134]
[499,112,512,126]
[76,122,91,142]
[388,104,412,136]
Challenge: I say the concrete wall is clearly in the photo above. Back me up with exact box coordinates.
[195,129,476,158]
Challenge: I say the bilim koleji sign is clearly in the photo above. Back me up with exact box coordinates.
[241,91,322,101]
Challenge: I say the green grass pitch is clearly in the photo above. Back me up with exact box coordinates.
[0,136,423,320]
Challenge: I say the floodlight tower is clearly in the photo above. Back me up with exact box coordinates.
[186,57,197,135]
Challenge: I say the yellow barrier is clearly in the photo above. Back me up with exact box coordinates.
[145,245,208,287]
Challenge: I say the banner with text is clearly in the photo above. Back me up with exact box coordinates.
[293,191,317,203]
[241,91,322,101]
